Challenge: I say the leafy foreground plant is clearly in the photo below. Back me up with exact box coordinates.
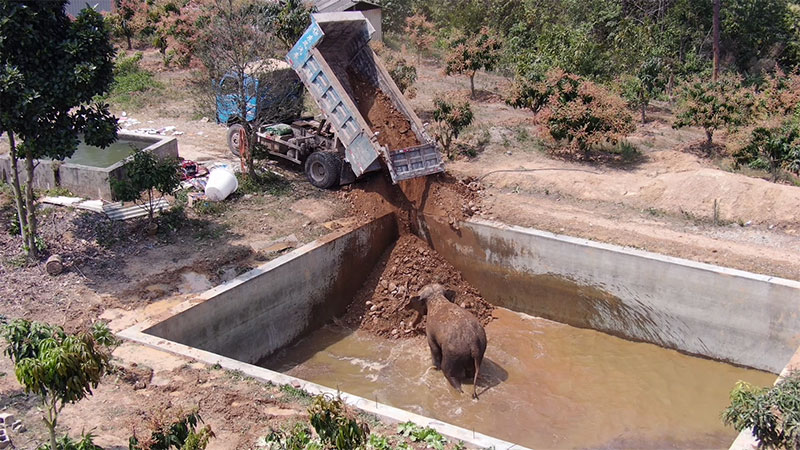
[2,320,118,450]
[263,394,367,449]
[723,371,800,448]
[37,432,103,450]
[261,391,466,450]
[396,422,461,450]
[129,410,214,450]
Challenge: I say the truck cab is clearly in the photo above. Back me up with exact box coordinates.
[214,59,304,155]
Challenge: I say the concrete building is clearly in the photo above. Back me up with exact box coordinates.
[65,0,113,17]
[314,0,382,41]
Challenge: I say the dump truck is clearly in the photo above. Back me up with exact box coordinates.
[239,11,444,189]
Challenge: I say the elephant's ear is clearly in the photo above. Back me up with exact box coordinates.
[444,290,457,302]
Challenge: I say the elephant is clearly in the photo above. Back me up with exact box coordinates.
[406,283,487,399]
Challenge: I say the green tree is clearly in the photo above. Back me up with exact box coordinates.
[620,57,667,124]
[723,371,800,448]
[195,0,300,181]
[722,0,793,72]
[111,150,181,229]
[265,0,314,51]
[673,74,754,147]
[0,0,118,258]
[444,27,501,98]
[2,320,117,450]
[431,96,474,159]
[375,0,413,33]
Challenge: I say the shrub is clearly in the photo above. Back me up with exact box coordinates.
[371,44,418,97]
[262,394,366,450]
[308,395,367,449]
[733,119,800,180]
[106,52,163,109]
[673,74,756,147]
[431,96,474,159]
[759,69,800,117]
[386,55,418,98]
[111,150,181,226]
[37,432,102,450]
[723,371,800,448]
[539,71,635,155]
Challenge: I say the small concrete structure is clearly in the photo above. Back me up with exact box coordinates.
[0,133,177,200]
[416,216,800,374]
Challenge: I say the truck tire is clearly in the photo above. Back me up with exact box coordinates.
[227,123,245,157]
[304,151,341,189]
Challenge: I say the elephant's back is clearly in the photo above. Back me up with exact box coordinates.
[428,298,486,356]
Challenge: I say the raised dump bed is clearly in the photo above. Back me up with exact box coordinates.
[287,12,444,183]
[121,215,800,449]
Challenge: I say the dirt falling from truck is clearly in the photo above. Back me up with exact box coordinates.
[339,170,491,338]
[348,71,421,150]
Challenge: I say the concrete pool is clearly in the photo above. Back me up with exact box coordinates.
[0,132,177,200]
[121,213,800,449]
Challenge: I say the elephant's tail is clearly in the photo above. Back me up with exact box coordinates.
[471,344,484,400]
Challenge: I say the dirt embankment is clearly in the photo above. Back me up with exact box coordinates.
[341,233,494,338]
[348,71,421,150]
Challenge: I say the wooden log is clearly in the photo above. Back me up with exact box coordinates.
[45,255,63,276]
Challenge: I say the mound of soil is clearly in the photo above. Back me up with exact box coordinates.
[341,233,494,339]
[348,71,421,150]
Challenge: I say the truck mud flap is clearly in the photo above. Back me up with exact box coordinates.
[386,143,445,183]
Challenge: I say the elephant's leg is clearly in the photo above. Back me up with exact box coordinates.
[428,334,442,370]
[441,356,463,393]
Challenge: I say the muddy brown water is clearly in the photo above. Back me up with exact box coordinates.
[263,308,775,449]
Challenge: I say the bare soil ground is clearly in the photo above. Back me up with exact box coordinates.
[4,44,800,449]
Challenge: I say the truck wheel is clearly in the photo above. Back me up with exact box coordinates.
[304,152,341,189]
[227,123,245,157]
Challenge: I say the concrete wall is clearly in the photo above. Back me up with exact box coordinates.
[362,9,382,42]
[417,216,800,373]
[0,134,177,200]
[0,157,58,191]
[145,213,398,365]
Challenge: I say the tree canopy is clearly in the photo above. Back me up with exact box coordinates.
[0,0,118,257]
